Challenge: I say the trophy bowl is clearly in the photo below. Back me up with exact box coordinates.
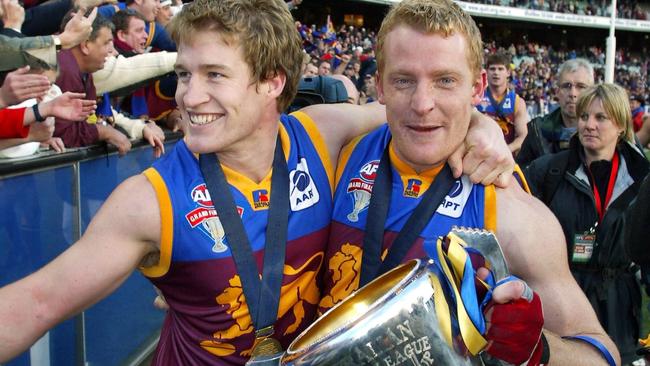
[281,258,478,366]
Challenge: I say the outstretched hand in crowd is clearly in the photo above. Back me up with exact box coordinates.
[0,67,50,108]
[40,92,96,122]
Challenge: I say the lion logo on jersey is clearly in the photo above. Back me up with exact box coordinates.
[319,243,388,312]
[319,244,362,310]
[199,252,324,357]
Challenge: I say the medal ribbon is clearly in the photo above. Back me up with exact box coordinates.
[198,135,289,340]
[360,144,455,287]
[590,152,619,223]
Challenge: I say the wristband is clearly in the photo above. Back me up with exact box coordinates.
[32,104,46,122]
[53,35,62,51]
[563,335,615,366]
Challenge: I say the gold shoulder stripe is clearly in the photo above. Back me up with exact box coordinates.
[145,22,155,48]
[154,80,175,101]
[290,111,334,192]
[335,134,364,188]
[141,168,173,278]
[513,164,531,193]
[484,185,497,232]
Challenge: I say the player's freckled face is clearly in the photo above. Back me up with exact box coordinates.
[377,26,484,173]
[174,30,274,155]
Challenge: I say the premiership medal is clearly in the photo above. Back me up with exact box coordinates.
[251,326,283,357]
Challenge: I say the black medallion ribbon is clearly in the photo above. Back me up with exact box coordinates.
[359,145,456,287]
[199,135,289,347]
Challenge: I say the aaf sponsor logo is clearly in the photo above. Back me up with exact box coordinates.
[503,96,512,109]
[252,189,270,209]
[436,176,473,218]
[346,160,379,222]
[403,178,422,198]
[289,158,320,211]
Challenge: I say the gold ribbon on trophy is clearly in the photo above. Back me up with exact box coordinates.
[433,231,494,356]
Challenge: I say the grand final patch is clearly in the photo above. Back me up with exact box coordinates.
[185,183,244,253]
[346,159,379,222]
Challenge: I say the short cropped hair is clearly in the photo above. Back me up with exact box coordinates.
[112,10,146,34]
[168,0,303,112]
[376,0,483,77]
[576,83,634,143]
[486,52,510,68]
[558,58,594,84]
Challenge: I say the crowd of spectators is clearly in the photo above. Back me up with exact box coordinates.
[297,21,380,104]
[0,0,182,159]
[482,39,650,118]
[298,20,650,121]
[2,0,650,159]
[2,1,649,364]
[464,0,649,20]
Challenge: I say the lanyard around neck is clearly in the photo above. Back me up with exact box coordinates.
[589,152,619,223]
[198,136,289,331]
[359,144,455,287]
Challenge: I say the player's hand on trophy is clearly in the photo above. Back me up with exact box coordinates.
[483,279,545,365]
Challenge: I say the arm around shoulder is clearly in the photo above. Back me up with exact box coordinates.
[300,101,386,165]
[0,174,160,363]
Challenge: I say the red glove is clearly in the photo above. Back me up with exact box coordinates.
[484,289,545,365]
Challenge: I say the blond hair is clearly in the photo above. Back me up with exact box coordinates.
[576,83,635,143]
[376,0,483,77]
[168,0,303,112]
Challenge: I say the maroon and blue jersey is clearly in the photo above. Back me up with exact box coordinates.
[477,88,521,143]
[319,124,497,312]
[142,112,333,365]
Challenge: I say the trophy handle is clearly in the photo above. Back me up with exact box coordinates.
[449,226,510,282]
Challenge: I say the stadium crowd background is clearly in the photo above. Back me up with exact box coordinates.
[466,0,649,20]
[295,2,650,119]
[1,0,650,364]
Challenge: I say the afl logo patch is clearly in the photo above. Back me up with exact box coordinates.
[359,160,380,181]
[191,183,213,207]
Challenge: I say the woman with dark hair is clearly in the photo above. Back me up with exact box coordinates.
[525,83,649,365]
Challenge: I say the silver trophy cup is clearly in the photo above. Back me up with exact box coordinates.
[279,228,509,366]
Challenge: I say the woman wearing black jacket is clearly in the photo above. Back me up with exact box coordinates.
[526,83,649,365]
